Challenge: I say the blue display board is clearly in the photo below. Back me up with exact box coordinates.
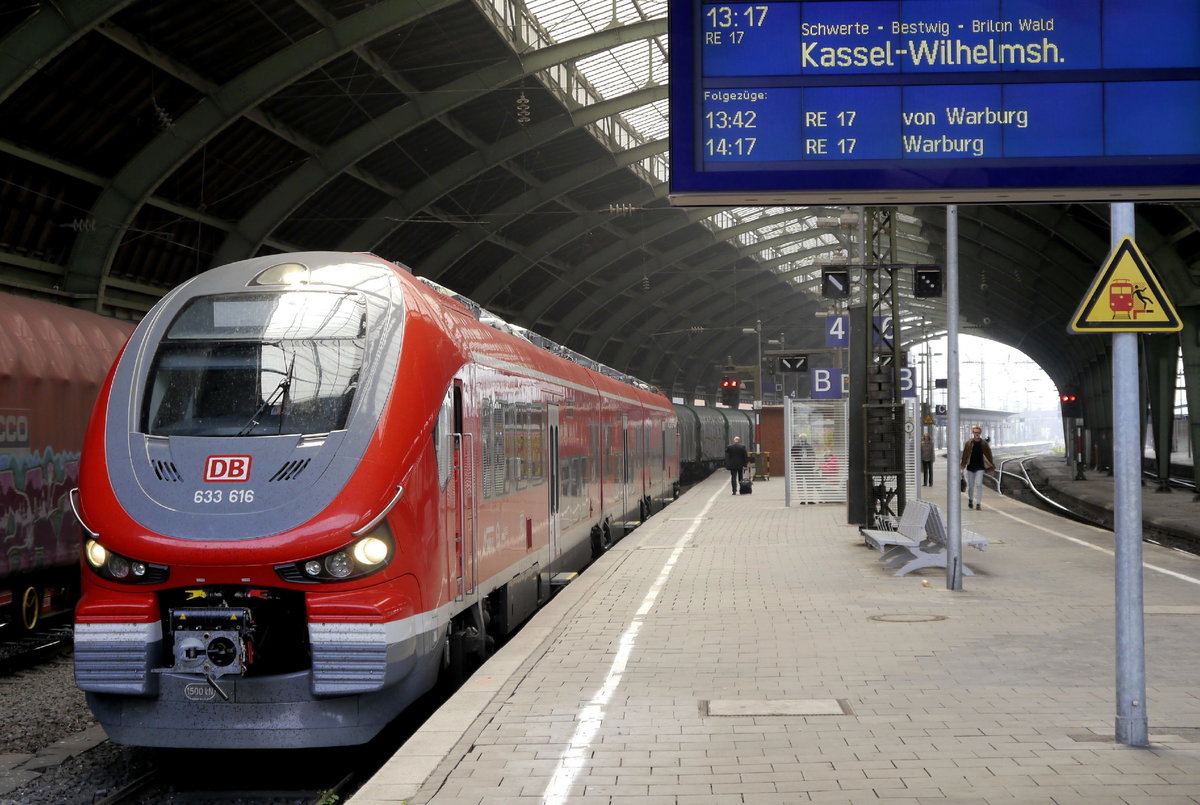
[669,0,1200,203]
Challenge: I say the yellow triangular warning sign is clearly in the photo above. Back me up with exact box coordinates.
[1069,237,1181,333]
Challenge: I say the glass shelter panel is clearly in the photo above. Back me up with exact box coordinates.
[785,398,847,505]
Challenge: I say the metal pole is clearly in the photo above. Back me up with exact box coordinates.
[1111,201,1148,747]
[754,319,762,453]
[914,397,923,501]
[784,396,793,507]
[945,205,962,591]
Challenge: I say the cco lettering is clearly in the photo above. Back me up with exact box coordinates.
[1,414,30,445]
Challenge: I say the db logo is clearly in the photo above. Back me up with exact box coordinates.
[204,455,252,482]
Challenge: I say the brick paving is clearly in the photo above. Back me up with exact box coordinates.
[352,466,1200,804]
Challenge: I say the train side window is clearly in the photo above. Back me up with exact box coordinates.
[492,402,507,496]
[480,396,507,499]
[481,397,492,498]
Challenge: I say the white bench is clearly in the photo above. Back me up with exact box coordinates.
[927,504,990,552]
[883,503,989,577]
[860,500,932,569]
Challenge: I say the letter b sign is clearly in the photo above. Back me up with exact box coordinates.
[811,368,843,400]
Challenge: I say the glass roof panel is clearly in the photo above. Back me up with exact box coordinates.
[509,0,936,321]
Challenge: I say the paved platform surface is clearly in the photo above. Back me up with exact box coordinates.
[352,464,1200,804]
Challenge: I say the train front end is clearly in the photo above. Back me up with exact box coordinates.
[73,253,449,748]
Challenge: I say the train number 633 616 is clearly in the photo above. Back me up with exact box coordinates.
[193,488,256,504]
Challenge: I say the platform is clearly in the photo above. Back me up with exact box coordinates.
[352,465,1200,804]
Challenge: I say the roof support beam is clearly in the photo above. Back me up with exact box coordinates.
[61,0,455,310]
[420,139,667,286]
[215,19,666,263]
[0,0,136,106]
[339,85,666,252]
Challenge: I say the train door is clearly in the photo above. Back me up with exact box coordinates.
[620,414,630,521]
[451,381,477,601]
[631,419,644,519]
[547,404,560,571]
[641,417,650,513]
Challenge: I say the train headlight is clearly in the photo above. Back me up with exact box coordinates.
[324,551,353,578]
[251,262,309,286]
[276,525,394,584]
[83,539,170,584]
[107,554,131,579]
[85,539,108,568]
[353,536,389,566]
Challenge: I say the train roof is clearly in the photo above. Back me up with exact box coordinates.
[412,274,664,400]
[0,292,134,386]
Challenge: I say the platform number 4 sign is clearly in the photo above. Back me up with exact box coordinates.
[825,315,848,347]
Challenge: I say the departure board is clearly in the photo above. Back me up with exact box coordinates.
[668,0,1200,204]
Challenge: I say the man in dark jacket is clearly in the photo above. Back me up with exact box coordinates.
[959,426,995,510]
[726,436,749,495]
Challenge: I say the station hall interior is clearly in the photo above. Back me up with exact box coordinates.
[2,0,1199,477]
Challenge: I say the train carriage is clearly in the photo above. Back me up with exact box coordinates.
[73,252,676,748]
[0,294,132,632]
[675,402,754,482]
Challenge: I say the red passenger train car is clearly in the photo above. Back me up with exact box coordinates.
[0,293,133,632]
[73,252,678,748]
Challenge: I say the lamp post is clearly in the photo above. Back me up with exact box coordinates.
[742,320,762,452]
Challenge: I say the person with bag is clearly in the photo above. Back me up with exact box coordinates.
[726,436,749,495]
[959,426,995,510]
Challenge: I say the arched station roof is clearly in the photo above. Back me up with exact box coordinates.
[1,0,1198,400]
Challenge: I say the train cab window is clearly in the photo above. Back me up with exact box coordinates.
[143,292,369,437]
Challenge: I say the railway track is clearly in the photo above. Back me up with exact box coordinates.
[80,690,448,805]
[18,656,466,805]
[999,453,1200,557]
[92,768,355,805]
[0,625,73,677]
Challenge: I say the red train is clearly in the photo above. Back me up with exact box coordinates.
[0,293,132,632]
[73,252,679,748]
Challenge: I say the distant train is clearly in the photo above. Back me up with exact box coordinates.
[73,252,680,748]
[673,403,754,483]
[0,293,132,632]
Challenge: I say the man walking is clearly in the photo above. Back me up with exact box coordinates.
[726,436,749,495]
[959,426,995,510]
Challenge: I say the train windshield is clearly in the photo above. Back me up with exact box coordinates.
[143,291,368,437]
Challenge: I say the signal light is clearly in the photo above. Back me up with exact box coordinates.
[1059,393,1081,418]
[720,376,741,406]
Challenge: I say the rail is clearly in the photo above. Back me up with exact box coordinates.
[993,454,1077,516]
[1145,469,1196,492]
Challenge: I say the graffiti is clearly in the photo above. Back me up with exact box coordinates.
[0,448,81,578]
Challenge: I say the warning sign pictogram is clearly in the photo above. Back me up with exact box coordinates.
[1069,237,1181,333]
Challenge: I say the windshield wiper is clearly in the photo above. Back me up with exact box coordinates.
[237,358,294,436]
